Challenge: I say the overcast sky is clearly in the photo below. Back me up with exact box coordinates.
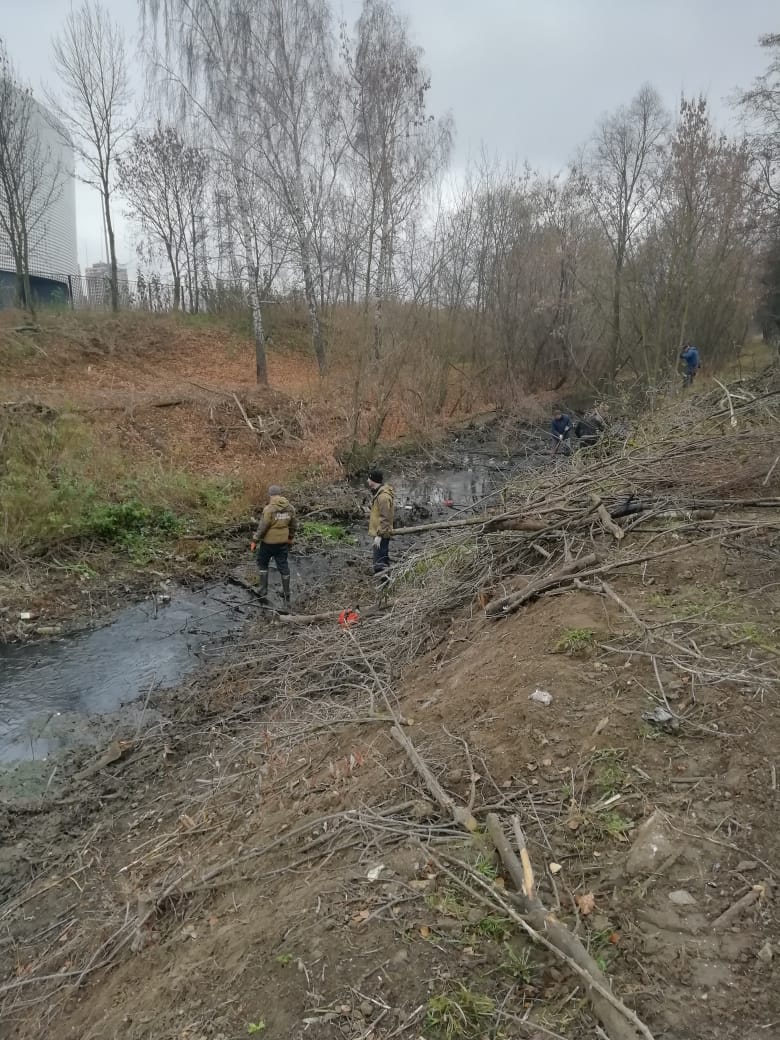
[2,0,776,273]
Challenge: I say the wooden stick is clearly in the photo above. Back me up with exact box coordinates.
[231,392,258,436]
[711,883,767,931]
[512,816,538,903]
[590,494,625,540]
[391,514,494,536]
[390,725,478,832]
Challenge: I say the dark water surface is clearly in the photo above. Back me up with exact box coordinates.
[0,446,541,764]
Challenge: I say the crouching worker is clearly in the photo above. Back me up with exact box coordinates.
[367,468,394,586]
[550,409,572,453]
[252,484,297,611]
[575,410,605,448]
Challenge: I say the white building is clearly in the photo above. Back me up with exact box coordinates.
[0,87,77,303]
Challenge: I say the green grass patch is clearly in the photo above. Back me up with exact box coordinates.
[425,985,495,1039]
[299,520,354,543]
[425,886,470,921]
[499,941,540,984]
[555,627,597,655]
[471,915,512,941]
[0,407,243,560]
[592,748,628,796]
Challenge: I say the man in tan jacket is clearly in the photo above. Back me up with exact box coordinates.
[367,468,394,584]
[252,484,297,611]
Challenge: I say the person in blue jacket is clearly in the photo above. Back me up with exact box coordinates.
[680,342,700,386]
[550,409,572,452]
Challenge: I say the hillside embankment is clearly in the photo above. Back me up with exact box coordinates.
[1,366,778,1040]
[0,307,510,640]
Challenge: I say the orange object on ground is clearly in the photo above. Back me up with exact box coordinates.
[338,608,360,628]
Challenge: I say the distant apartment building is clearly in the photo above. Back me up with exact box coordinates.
[84,261,130,306]
[0,87,77,307]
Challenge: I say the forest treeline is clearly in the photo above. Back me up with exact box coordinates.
[3,3,780,400]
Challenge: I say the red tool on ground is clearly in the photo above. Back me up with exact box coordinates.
[338,608,360,628]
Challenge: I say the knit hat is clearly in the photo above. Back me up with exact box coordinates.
[368,469,383,484]
[268,484,282,496]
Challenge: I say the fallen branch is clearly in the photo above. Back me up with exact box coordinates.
[486,553,599,617]
[231,392,276,453]
[486,517,551,532]
[483,814,653,1040]
[390,725,478,832]
[711,882,768,931]
[590,494,624,540]
[391,514,493,537]
[433,823,653,1040]
[277,607,379,625]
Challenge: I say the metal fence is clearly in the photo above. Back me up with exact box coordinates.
[0,266,253,317]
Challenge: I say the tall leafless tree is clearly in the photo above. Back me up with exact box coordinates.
[48,1,133,313]
[0,41,65,311]
[736,33,780,345]
[342,0,451,358]
[118,124,208,311]
[141,0,344,380]
[575,84,668,384]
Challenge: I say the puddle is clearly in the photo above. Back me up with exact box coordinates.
[0,441,544,765]
[392,450,539,515]
[0,582,258,762]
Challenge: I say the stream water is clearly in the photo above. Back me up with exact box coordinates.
[0,442,541,765]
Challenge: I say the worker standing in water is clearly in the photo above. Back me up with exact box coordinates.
[252,484,297,612]
[367,468,394,585]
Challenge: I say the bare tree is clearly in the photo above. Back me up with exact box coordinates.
[342,0,451,358]
[48,1,133,313]
[0,42,65,311]
[118,124,208,311]
[141,0,288,384]
[737,33,780,346]
[575,84,668,384]
[246,0,344,375]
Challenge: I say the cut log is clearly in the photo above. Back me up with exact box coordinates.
[485,517,550,532]
[590,493,624,540]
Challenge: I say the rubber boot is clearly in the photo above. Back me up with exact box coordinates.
[257,569,269,602]
[281,574,291,614]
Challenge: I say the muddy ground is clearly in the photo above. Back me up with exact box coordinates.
[1,402,779,1040]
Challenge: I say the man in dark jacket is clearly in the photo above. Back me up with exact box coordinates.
[680,342,700,386]
[550,409,572,453]
[252,484,297,611]
[367,468,394,583]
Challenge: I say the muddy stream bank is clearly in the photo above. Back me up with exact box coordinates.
[0,430,545,789]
